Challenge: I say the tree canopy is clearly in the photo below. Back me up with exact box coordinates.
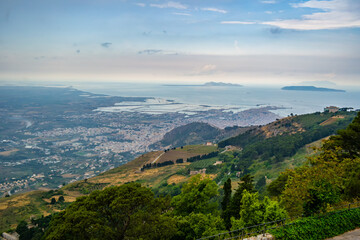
[43,183,176,240]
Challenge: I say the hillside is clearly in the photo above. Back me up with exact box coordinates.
[0,145,218,231]
[0,111,357,232]
[151,122,251,148]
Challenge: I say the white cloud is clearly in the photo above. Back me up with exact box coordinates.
[135,3,146,7]
[202,8,227,14]
[261,0,276,4]
[194,64,217,75]
[150,1,187,9]
[221,21,257,24]
[173,12,191,16]
[263,0,360,30]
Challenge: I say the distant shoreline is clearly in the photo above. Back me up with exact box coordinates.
[163,82,243,87]
[282,86,346,92]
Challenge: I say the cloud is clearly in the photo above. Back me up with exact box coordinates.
[269,27,282,34]
[135,3,146,7]
[138,49,178,55]
[202,8,227,14]
[101,42,112,48]
[261,0,276,3]
[173,12,191,16]
[194,64,217,75]
[76,50,80,54]
[221,21,257,24]
[263,0,360,30]
[138,49,163,55]
[150,1,187,9]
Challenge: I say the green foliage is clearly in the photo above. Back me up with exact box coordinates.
[16,214,54,240]
[323,111,360,158]
[50,198,56,205]
[171,175,219,216]
[221,178,232,212]
[173,213,225,240]
[188,157,218,169]
[221,178,232,230]
[255,175,266,191]
[231,190,286,230]
[218,112,355,180]
[58,196,65,203]
[43,183,176,240]
[228,174,254,219]
[270,208,360,240]
[344,166,360,199]
[41,190,64,199]
[274,112,360,216]
[303,180,340,216]
[267,173,288,197]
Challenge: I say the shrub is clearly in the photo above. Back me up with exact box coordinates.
[270,207,360,240]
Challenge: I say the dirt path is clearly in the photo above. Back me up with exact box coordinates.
[152,152,165,164]
[327,229,360,240]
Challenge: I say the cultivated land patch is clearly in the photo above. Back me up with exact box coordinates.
[167,175,187,185]
[0,149,19,156]
[157,145,218,163]
[320,115,345,126]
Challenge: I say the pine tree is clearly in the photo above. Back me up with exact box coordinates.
[228,174,254,219]
[221,178,232,229]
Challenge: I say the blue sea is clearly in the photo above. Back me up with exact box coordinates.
[73,82,360,117]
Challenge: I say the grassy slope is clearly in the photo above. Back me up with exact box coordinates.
[248,138,323,182]
[0,145,217,232]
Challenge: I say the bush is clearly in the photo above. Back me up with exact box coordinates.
[270,207,360,240]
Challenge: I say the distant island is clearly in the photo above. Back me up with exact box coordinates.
[164,82,242,87]
[203,82,243,87]
[282,86,346,92]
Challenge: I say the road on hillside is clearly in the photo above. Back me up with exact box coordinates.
[152,152,165,164]
[327,229,360,240]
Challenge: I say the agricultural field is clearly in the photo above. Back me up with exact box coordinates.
[156,145,217,164]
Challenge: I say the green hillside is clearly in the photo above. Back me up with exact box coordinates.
[0,111,357,233]
[151,122,251,149]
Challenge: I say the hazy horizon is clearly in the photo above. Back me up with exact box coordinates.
[1,0,360,86]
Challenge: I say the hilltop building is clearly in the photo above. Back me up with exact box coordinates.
[324,106,339,113]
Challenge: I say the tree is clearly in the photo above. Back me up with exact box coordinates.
[173,213,225,240]
[255,176,266,191]
[227,174,254,219]
[323,112,360,158]
[50,198,56,204]
[171,175,219,216]
[231,190,286,230]
[16,220,33,240]
[58,196,65,203]
[221,178,232,230]
[267,173,288,197]
[221,178,232,212]
[43,183,176,240]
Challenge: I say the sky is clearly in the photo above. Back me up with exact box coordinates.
[0,0,360,86]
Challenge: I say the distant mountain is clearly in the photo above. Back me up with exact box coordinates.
[203,82,243,87]
[282,86,345,92]
[151,122,252,149]
[163,82,242,87]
